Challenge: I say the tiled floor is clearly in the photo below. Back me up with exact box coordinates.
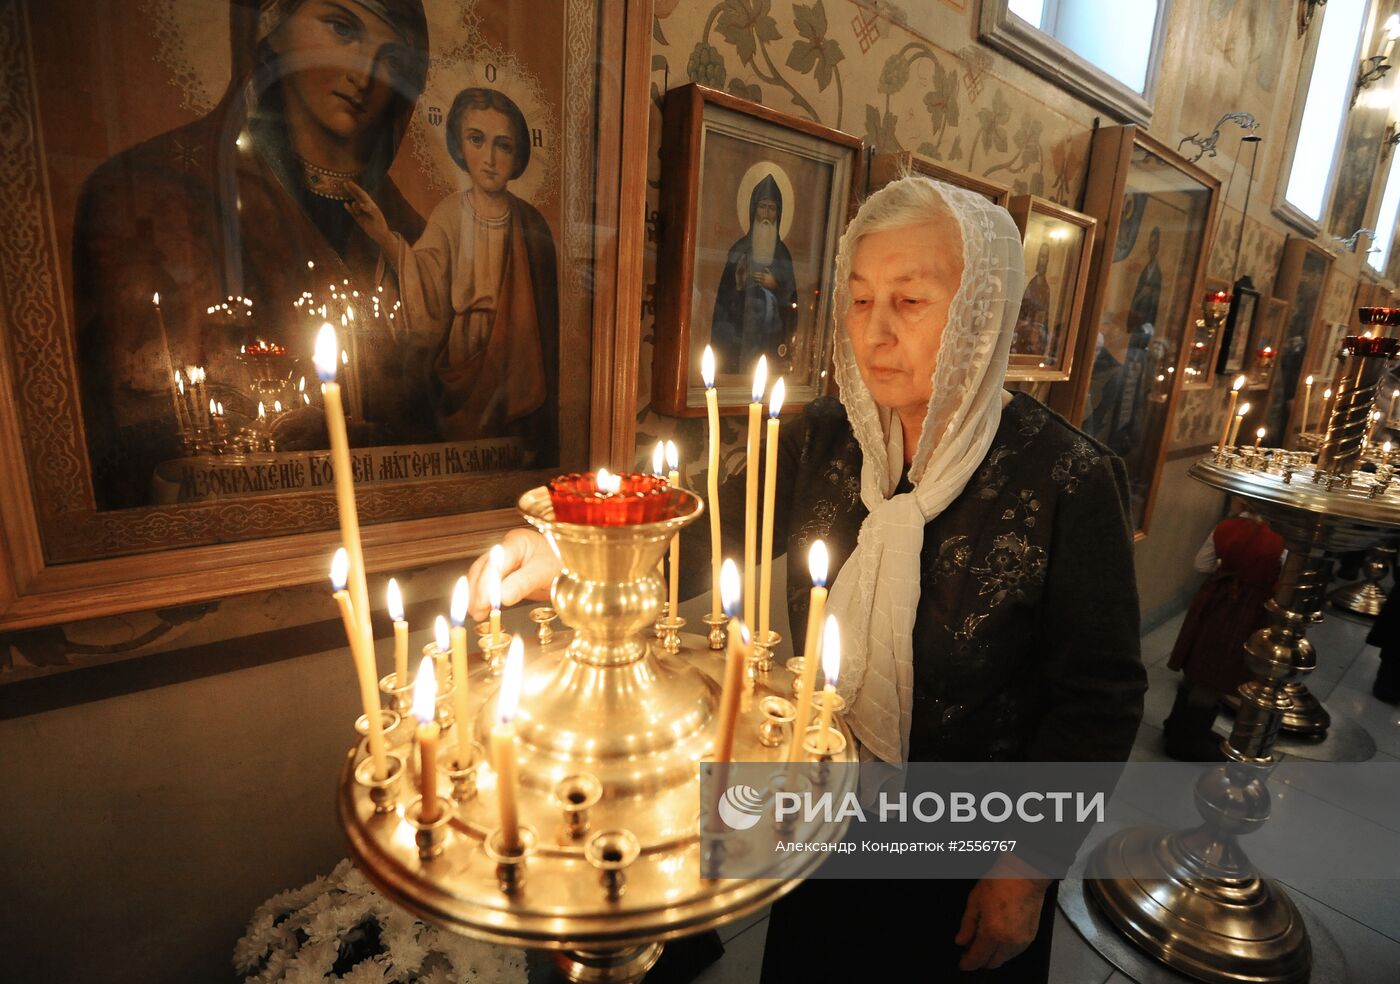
[690,606,1400,983]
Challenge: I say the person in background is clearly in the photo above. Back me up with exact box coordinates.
[1365,570,1400,704]
[1164,498,1284,761]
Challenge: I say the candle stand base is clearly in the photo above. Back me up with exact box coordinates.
[1328,542,1395,616]
[553,943,664,984]
[1222,682,1331,737]
[701,612,728,651]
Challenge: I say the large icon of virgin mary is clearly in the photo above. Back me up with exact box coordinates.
[72,0,431,509]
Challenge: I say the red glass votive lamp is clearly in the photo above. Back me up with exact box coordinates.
[1344,335,1400,358]
[548,472,680,525]
[1358,307,1400,327]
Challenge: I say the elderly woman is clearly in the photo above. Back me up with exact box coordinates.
[470,175,1146,979]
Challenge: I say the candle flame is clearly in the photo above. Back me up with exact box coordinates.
[1233,375,1246,392]
[666,439,679,471]
[451,575,469,626]
[701,345,716,388]
[209,398,217,416]
[387,578,404,622]
[1386,441,1393,453]
[329,548,349,592]
[274,400,282,412]
[652,442,665,478]
[1324,389,1333,399]
[821,614,841,685]
[809,540,829,587]
[1237,402,1250,417]
[1306,375,1314,385]
[313,323,338,381]
[412,656,436,724]
[720,558,741,617]
[770,377,786,417]
[751,355,768,403]
[257,402,266,419]
[176,373,184,394]
[434,614,450,653]
[497,635,525,726]
[152,292,160,305]
[1256,427,1266,439]
[488,545,505,610]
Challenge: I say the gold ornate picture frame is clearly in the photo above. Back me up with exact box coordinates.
[0,0,652,628]
[1005,194,1096,383]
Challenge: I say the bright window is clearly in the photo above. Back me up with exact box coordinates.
[1369,150,1400,271]
[1006,0,1161,94]
[1283,0,1371,222]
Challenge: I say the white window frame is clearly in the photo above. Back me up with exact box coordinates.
[978,0,1171,127]
[1273,0,1375,237]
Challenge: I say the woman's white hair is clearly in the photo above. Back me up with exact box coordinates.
[832,173,960,317]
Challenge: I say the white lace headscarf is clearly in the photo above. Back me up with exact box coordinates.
[826,176,1026,763]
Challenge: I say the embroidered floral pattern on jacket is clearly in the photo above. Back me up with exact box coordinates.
[971,531,1047,606]
[1050,437,1102,494]
[1002,489,1042,528]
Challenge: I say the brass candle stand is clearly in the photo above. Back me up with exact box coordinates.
[1081,330,1400,983]
[339,486,856,983]
[1328,541,1395,616]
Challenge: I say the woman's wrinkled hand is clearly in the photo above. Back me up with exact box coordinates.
[953,858,1050,971]
[464,528,561,621]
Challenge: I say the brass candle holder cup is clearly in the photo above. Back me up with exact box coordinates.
[784,657,806,699]
[405,796,454,860]
[353,751,405,814]
[757,695,797,748]
[378,671,413,716]
[585,829,640,900]
[432,678,457,731]
[446,741,486,802]
[475,624,513,675]
[697,810,751,881]
[656,614,685,654]
[751,630,780,673]
[529,606,559,645]
[767,766,812,836]
[702,612,728,651]
[802,724,847,763]
[554,772,603,841]
[483,825,538,895]
[355,709,404,752]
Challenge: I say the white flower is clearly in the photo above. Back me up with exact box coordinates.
[232,913,276,974]
[339,957,391,984]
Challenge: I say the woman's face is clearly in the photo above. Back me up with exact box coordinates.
[459,108,519,195]
[845,217,963,421]
[269,0,409,145]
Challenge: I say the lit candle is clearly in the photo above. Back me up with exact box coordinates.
[1228,402,1250,447]
[153,293,188,433]
[434,615,451,678]
[1384,440,1394,465]
[330,549,388,778]
[1390,388,1398,420]
[1220,375,1245,448]
[702,346,724,623]
[450,576,472,760]
[787,541,829,760]
[814,615,842,752]
[744,357,767,629]
[413,655,441,823]
[758,378,785,644]
[387,578,408,688]
[1302,375,1314,433]
[667,440,682,622]
[488,544,505,645]
[315,324,374,689]
[1254,427,1266,450]
[715,560,751,762]
[651,442,668,593]
[491,635,525,853]
[1321,389,1333,431]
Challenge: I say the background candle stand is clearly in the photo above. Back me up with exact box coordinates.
[338,485,856,983]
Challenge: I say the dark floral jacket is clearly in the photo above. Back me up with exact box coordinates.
[683,393,1146,763]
